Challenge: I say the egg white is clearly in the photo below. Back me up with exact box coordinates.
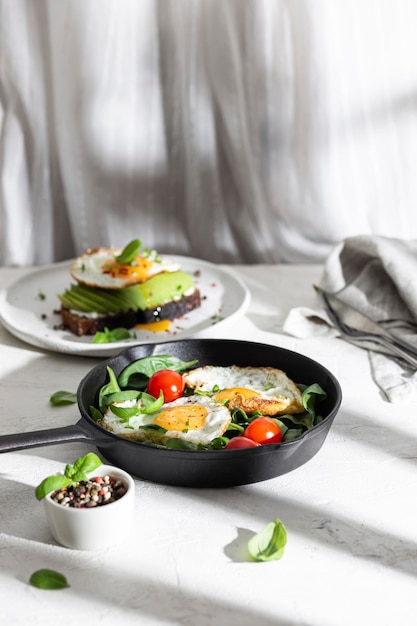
[71,247,180,289]
[101,394,231,445]
[183,365,304,415]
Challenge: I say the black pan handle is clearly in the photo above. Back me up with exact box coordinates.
[0,423,98,453]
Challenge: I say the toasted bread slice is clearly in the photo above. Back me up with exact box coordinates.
[59,288,201,336]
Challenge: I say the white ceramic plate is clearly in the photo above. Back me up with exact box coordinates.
[0,256,250,356]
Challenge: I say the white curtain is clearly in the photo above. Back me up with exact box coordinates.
[2,0,417,266]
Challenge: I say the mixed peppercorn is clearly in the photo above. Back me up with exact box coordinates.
[50,475,127,508]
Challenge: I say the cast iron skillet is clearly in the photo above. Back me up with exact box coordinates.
[0,339,342,487]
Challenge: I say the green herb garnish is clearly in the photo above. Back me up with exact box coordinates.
[247,518,287,562]
[29,569,70,590]
[92,327,132,344]
[114,239,142,264]
[34,452,102,500]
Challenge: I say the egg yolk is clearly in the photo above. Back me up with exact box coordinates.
[154,406,208,431]
[103,256,154,282]
[134,319,171,333]
[214,387,261,403]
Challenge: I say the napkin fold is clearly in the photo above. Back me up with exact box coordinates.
[283,235,417,402]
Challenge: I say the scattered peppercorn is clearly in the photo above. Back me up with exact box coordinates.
[50,475,127,508]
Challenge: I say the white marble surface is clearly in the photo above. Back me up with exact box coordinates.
[1,264,416,626]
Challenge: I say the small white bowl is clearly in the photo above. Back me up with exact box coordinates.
[43,464,135,550]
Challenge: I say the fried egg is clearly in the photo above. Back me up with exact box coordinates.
[71,247,180,289]
[101,395,232,446]
[183,365,304,415]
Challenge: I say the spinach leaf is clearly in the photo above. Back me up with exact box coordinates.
[117,355,198,388]
[101,390,141,412]
[99,367,121,411]
[198,436,229,450]
[165,438,198,450]
[302,383,327,418]
[109,391,164,422]
[282,412,314,430]
[137,390,164,414]
[140,423,167,432]
[89,405,103,422]
[273,419,288,439]
[282,427,304,442]
[247,518,287,562]
[110,404,140,423]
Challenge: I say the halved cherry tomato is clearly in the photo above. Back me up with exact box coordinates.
[243,417,282,445]
[224,436,261,449]
[147,369,185,403]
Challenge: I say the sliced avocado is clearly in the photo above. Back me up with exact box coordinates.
[139,271,195,309]
[58,271,195,314]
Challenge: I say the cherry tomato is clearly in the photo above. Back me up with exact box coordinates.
[243,417,282,445]
[147,369,185,403]
[224,436,261,449]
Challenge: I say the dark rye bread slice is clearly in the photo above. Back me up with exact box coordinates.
[59,288,202,336]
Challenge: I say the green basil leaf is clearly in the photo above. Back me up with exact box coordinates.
[114,239,142,264]
[92,327,132,344]
[64,463,76,479]
[72,452,102,477]
[117,355,198,387]
[247,518,287,562]
[29,569,70,590]
[49,391,77,406]
[92,328,111,344]
[108,328,131,341]
[35,474,72,500]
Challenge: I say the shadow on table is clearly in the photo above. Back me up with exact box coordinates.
[0,533,293,626]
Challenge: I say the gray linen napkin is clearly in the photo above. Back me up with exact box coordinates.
[283,235,417,402]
